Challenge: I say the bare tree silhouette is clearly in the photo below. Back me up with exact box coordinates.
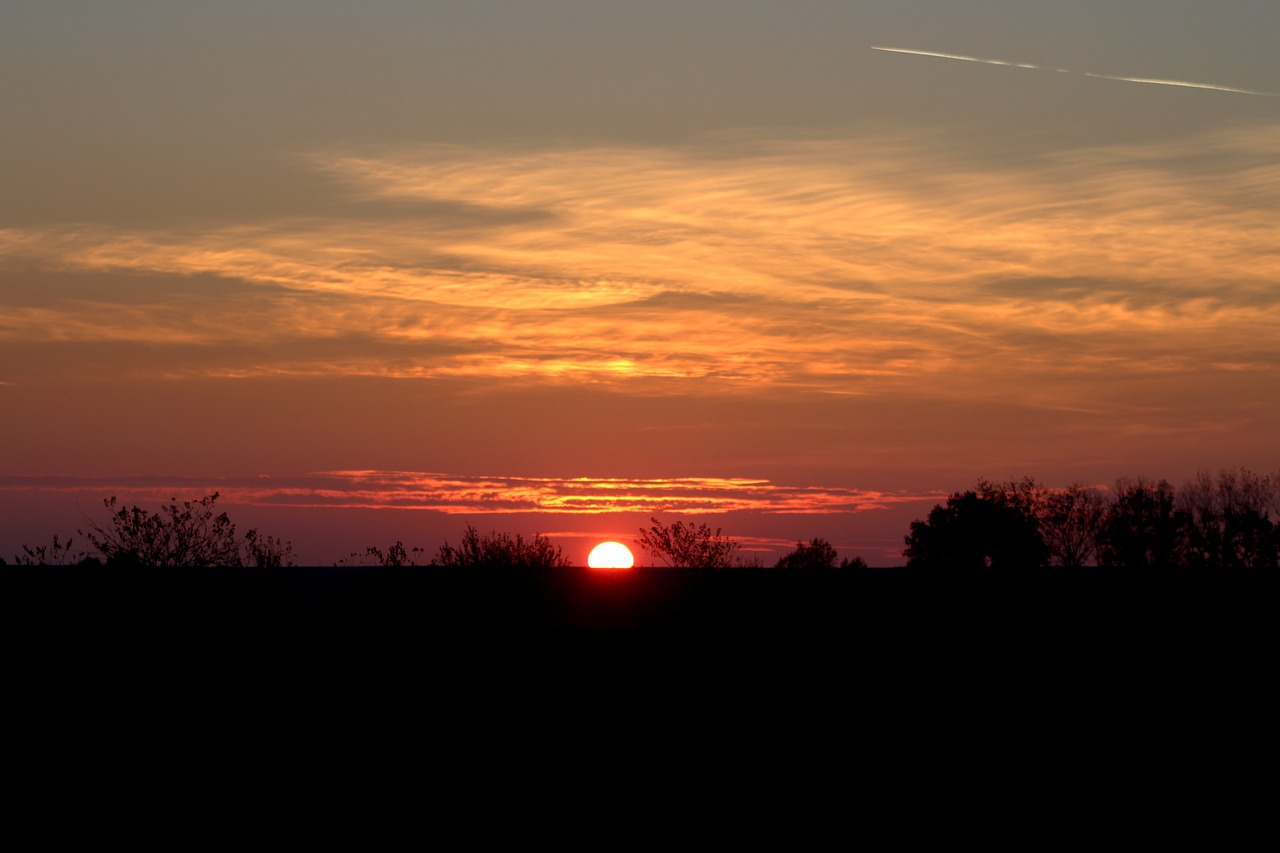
[636,517,738,568]
[1178,469,1278,569]
[1041,484,1108,568]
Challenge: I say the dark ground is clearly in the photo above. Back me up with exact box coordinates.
[6,562,1274,663]
[5,564,1273,828]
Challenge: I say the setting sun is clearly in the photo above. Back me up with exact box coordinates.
[588,541,634,569]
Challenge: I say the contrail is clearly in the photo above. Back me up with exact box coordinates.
[871,45,1279,98]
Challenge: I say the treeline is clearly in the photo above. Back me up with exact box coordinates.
[904,469,1280,570]
[5,493,572,569]
[6,469,1279,570]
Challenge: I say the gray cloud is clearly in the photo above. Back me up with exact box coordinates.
[0,149,558,231]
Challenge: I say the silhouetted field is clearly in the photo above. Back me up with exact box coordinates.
[7,562,1273,785]
[8,562,1274,653]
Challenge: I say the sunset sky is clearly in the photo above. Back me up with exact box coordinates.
[3,1,1277,565]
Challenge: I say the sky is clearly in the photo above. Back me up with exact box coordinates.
[2,1,1278,565]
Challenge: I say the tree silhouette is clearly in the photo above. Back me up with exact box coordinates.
[1177,469,1278,569]
[977,477,1045,523]
[79,493,294,567]
[922,477,1108,568]
[904,489,1048,570]
[636,517,738,568]
[1041,484,1107,568]
[433,524,568,568]
[13,471,1278,572]
[775,538,839,569]
[1097,478,1181,568]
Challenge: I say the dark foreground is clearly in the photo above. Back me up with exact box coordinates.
[6,563,1274,824]
[7,562,1275,654]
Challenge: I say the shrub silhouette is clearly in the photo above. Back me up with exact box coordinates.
[775,538,839,569]
[636,517,738,568]
[369,541,425,567]
[78,493,294,567]
[338,541,426,567]
[13,534,83,566]
[433,524,568,568]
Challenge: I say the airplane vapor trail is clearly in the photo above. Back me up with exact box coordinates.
[871,45,1279,98]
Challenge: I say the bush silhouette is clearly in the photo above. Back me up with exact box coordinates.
[434,524,568,568]
[13,534,83,566]
[636,517,738,567]
[78,493,294,567]
[775,538,839,569]
[338,541,426,567]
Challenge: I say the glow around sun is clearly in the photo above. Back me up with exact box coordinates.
[588,541,634,569]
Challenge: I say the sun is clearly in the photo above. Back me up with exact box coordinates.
[588,541,634,569]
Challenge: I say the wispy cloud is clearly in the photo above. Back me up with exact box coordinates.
[871,46,1280,98]
[0,472,939,515]
[3,126,1278,412]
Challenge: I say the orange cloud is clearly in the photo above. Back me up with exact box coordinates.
[0,472,940,516]
[3,125,1278,412]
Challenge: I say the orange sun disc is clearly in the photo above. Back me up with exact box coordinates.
[588,541,635,569]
